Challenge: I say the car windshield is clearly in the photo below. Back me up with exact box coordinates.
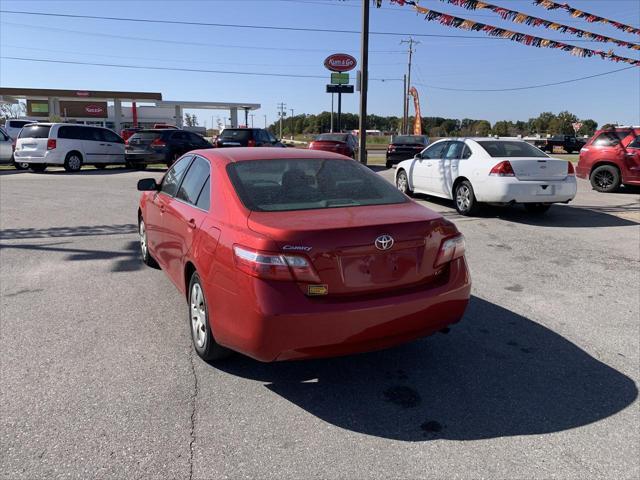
[220,129,250,141]
[18,125,51,139]
[393,136,426,144]
[316,134,349,142]
[477,140,548,158]
[227,158,408,212]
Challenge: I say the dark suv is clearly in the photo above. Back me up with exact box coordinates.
[215,128,284,148]
[125,129,211,169]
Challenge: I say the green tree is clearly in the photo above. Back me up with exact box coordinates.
[578,119,598,136]
[472,120,491,136]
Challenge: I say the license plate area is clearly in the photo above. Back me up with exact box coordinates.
[536,184,555,195]
[340,249,419,287]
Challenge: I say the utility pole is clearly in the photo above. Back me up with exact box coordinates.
[400,37,419,135]
[277,102,286,139]
[357,0,369,165]
[402,74,407,135]
[290,108,294,139]
[330,93,334,133]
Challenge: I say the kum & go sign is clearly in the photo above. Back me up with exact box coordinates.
[324,53,357,72]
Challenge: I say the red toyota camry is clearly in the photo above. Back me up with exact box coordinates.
[137,148,471,362]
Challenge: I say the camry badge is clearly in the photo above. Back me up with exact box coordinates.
[283,245,312,252]
[375,235,394,251]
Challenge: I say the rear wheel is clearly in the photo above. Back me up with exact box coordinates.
[454,180,479,216]
[396,170,412,196]
[138,218,159,268]
[189,272,231,362]
[524,203,551,214]
[29,164,47,172]
[13,161,29,170]
[590,165,621,193]
[64,152,83,172]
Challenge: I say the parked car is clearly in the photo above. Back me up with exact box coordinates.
[0,126,14,164]
[125,129,212,169]
[137,148,471,363]
[3,119,36,139]
[215,128,284,148]
[529,135,586,154]
[577,127,640,192]
[395,138,577,216]
[308,133,359,159]
[121,127,142,142]
[153,124,179,130]
[386,135,429,167]
[14,123,126,172]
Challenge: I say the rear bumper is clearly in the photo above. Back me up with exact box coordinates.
[12,150,63,164]
[386,152,418,163]
[475,176,577,204]
[576,163,590,180]
[213,257,471,362]
[125,152,167,164]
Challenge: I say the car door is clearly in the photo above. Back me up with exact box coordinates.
[413,141,448,193]
[146,155,194,265]
[0,129,12,163]
[101,128,125,164]
[622,134,640,182]
[436,141,465,197]
[78,127,106,163]
[161,155,211,289]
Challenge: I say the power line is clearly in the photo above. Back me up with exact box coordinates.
[414,66,636,92]
[0,56,403,82]
[0,10,612,42]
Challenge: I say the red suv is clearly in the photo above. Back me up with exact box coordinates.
[577,127,640,192]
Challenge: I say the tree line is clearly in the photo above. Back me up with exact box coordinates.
[268,111,599,138]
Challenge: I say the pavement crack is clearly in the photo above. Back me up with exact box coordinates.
[188,347,199,480]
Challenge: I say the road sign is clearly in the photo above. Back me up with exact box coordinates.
[331,72,349,85]
[326,84,354,94]
[572,122,583,133]
[324,53,357,72]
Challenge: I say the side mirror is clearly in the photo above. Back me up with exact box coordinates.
[137,178,159,191]
[414,153,422,160]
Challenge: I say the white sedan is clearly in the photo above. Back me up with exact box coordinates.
[394,138,577,215]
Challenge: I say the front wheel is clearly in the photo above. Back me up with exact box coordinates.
[188,272,231,363]
[454,180,479,216]
[590,165,621,193]
[396,170,412,196]
[524,203,551,214]
[138,218,159,268]
[13,160,29,170]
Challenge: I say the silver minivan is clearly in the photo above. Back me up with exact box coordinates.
[14,123,125,172]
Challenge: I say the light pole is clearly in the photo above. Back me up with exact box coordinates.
[357,0,370,165]
[249,114,255,128]
[289,108,294,139]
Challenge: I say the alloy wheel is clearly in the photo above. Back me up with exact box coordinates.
[456,185,471,211]
[190,283,207,349]
[139,220,147,259]
[68,155,82,171]
[594,170,614,189]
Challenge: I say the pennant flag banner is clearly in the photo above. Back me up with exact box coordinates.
[387,1,640,67]
[437,0,640,50]
[532,0,640,36]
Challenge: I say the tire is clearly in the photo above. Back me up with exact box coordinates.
[386,160,393,169]
[524,203,551,214]
[454,180,480,216]
[590,165,621,193]
[138,217,159,268]
[95,164,107,170]
[63,151,83,172]
[126,161,147,170]
[396,169,412,196]
[188,272,231,362]
[29,164,47,172]
[13,161,29,170]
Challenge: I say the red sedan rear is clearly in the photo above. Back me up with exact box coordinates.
[137,148,470,362]
[308,133,359,159]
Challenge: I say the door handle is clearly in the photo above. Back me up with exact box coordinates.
[187,218,197,229]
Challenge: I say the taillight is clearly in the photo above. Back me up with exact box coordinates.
[434,235,465,269]
[151,138,166,148]
[124,139,129,146]
[247,139,256,147]
[233,246,320,282]
[388,146,395,152]
[308,142,315,149]
[567,161,575,176]
[489,160,515,177]
[47,139,56,150]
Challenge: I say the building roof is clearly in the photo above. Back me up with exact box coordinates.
[0,87,162,101]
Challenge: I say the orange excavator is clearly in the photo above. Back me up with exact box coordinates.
[408,86,422,136]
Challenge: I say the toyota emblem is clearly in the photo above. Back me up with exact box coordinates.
[375,235,394,251]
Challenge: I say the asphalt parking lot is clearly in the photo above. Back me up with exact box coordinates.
[1,166,638,479]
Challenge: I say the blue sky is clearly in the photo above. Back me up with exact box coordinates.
[1,0,639,128]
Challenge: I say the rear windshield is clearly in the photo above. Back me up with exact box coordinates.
[316,134,348,142]
[129,131,162,141]
[18,125,51,139]
[393,135,427,144]
[9,120,34,128]
[477,140,548,158]
[220,129,250,141]
[227,158,408,212]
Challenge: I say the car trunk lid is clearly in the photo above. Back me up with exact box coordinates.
[247,203,454,296]
[508,157,569,181]
[16,125,51,153]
